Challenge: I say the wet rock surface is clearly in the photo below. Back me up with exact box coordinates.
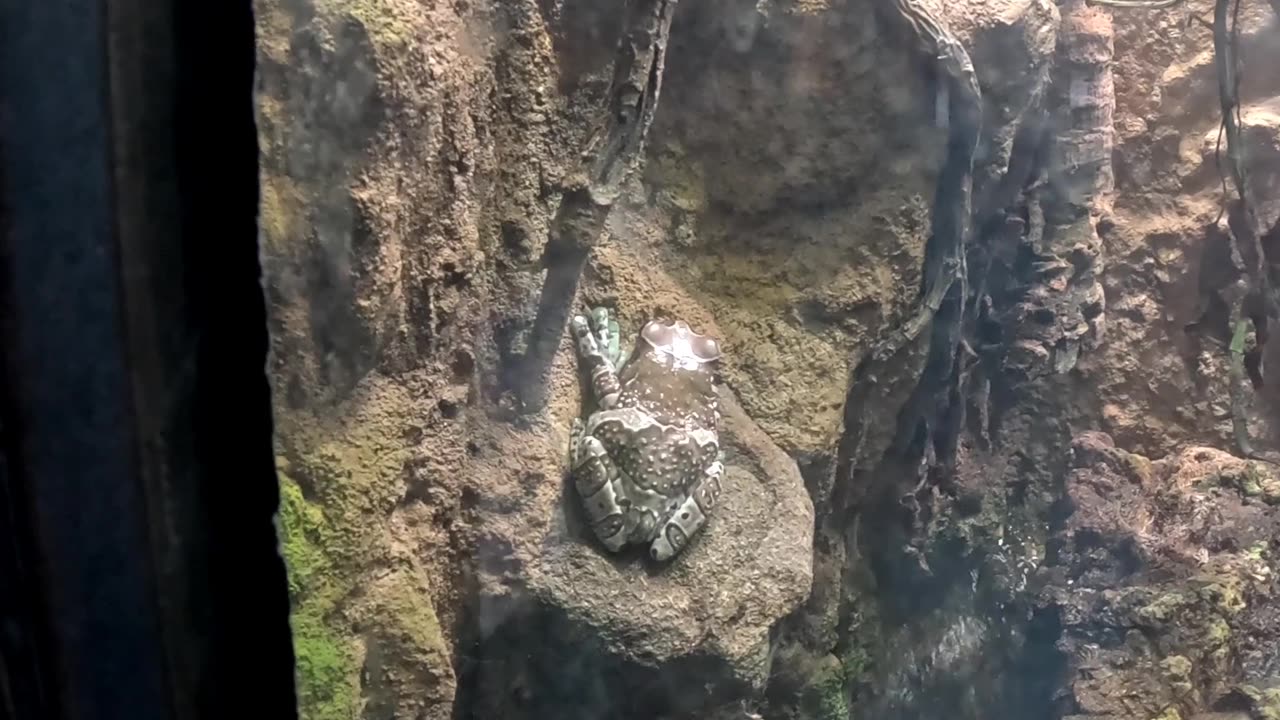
[1040,432,1280,719]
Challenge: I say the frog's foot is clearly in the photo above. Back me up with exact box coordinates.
[569,417,585,466]
[571,314,621,409]
[649,460,724,562]
[572,435,629,552]
[588,306,623,367]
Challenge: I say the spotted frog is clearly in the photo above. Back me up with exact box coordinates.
[569,307,724,561]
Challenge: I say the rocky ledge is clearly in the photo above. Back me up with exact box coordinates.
[466,386,814,719]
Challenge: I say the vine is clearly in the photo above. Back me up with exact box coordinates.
[515,0,678,413]
[836,0,982,477]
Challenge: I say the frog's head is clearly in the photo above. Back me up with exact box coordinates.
[640,319,720,370]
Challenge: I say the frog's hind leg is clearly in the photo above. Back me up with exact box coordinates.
[571,313,622,409]
[572,433,629,552]
[649,459,724,562]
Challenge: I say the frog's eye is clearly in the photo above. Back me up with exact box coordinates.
[640,320,673,350]
[691,336,721,362]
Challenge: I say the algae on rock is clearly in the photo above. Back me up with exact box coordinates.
[278,472,361,720]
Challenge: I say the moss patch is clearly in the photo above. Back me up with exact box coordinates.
[290,611,360,720]
[314,0,417,51]
[645,141,709,214]
[1228,684,1280,720]
[369,576,448,663]
[274,383,416,719]
[355,569,455,711]
[258,173,306,257]
[279,471,361,720]
[799,654,851,720]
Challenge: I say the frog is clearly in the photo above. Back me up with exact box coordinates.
[568,306,725,561]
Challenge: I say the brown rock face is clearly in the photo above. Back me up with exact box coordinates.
[1090,0,1280,457]
[256,0,1280,718]
[1042,432,1280,719]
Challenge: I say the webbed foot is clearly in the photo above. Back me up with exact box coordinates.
[571,312,621,409]
[588,306,622,367]
[649,459,724,562]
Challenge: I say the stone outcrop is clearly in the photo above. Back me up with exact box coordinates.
[463,387,813,719]
[1040,432,1280,719]
[529,387,814,687]
[1090,0,1280,457]
[1001,0,1109,380]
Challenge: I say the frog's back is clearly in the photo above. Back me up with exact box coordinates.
[616,353,719,429]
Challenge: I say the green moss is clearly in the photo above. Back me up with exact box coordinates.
[1245,542,1269,563]
[314,0,415,50]
[799,655,850,720]
[1262,477,1280,506]
[1204,616,1232,646]
[1196,575,1245,616]
[1120,452,1154,485]
[1135,591,1192,626]
[644,141,708,214]
[258,174,305,257]
[369,572,450,665]
[279,475,332,597]
[290,610,361,720]
[278,471,361,720]
[1221,461,1266,498]
[286,430,406,573]
[1231,685,1280,720]
[1260,688,1280,720]
[1159,655,1194,697]
[839,642,872,685]
[1150,707,1182,720]
[273,382,417,718]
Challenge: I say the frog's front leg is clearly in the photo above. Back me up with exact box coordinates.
[571,432,629,551]
[649,458,724,562]
[589,307,623,367]
[571,313,621,410]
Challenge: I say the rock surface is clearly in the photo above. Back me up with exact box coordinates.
[1089,0,1280,457]
[1040,432,1280,719]
[253,0,1280,718]
[529,386,815,688]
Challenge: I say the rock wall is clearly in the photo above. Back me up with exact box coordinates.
[254,0,1280,718]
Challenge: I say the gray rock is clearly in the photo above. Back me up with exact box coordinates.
[529,385,815,690]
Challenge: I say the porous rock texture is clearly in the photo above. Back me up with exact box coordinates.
[255,0,1280,718]
[1042,432,1280,719]
[527,387,814,689]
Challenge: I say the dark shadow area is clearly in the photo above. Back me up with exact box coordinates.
[455,599,752,720]
[0,2,296,719]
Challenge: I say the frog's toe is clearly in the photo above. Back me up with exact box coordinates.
[594,512,628,551]
[650,524,688,562]
[589,306,611,335]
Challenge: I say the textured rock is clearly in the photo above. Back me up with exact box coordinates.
[254,0,1280,718]
[1039,432,1280,719]
[640,0,938,457]
[1084,0,1280,456]
[998,0,1109,381]
[530,386,814,686]
[457,380,813,719]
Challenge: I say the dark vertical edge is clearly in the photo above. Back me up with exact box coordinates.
[1,0,297,717]
[0,0,175,718]
[169,1,300,718]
